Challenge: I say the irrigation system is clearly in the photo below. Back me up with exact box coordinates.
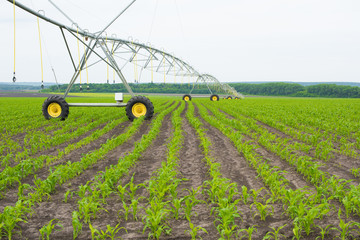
[7,0,244,121]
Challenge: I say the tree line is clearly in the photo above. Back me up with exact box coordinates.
[43,82,360,98]
[230,82,360,98]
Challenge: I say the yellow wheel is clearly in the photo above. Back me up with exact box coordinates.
[47,103,62,118]
[126,96,154,121]
[182,94,192,101]
[132,103,147,118]
[42,96,69,120]
[210,94,219,101]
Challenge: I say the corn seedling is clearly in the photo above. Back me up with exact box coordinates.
[118,201,131,221]
[89,223,101,240]
[39,219,63,240]
[238,225,258,240]
[171,197,185,220]
[263,224,287,240]
[241,186,250,204]
[72,211,82,239]
[185,221,208,240]
[102,224,127,240]
[331,209,360,240]
[250,200,274,221]
[130,197,143,221]
[315,224,332,240]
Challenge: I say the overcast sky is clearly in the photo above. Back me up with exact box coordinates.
[0,0,359,85]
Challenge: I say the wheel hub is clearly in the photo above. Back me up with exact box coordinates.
[184,96,190,101]
[47,103,62,118]
[132,103,147,117]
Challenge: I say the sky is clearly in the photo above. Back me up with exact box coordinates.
[0,0,359,86]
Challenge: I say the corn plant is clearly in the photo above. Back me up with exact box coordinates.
[331,209,360,240]
[241,186,250,204]
[101,224,127,240]
[142,199,171,240]
[0,202,30,240]
[250,200,274,221]
[130,197,143,221]
[116,184,127,202]
[238,225,258,240]
[64,190,74,203]
[89,223,101,240]
[263,224,287,240]
[351,168,360,178]
[315,224,332,240]
[171,197,185,220]
[72,211,82,239]
[292,222,302,240]
[250,187,266,203]
[39,219,63,240]
[185,221,208,240]
[118,201,131,221]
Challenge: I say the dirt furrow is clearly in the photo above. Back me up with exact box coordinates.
[167,106,219,240]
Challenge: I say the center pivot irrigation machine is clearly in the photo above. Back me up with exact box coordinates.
[8,0,244,121]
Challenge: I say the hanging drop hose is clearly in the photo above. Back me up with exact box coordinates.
[163,52,166,84]
[12,0,16,83]
[173,56,176,84]
[106,34,109,84]
[132,42,137,83]
[37,17,44,89]
[111,40,115,84]
[76,27,82,91]
[82,36,89,90]
[150,48,153,83]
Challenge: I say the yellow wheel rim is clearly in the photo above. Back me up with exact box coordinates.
[132,103,147,118]
[212,96,217,101]
[47,103,62,118]
[184,96,190,101]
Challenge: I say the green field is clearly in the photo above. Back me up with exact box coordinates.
[0,95,360,239]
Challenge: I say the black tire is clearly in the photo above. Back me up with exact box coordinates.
[42,95,69,121]
[227,96,233,99]
[182,94,192,101]
[126,96,154,121]
[210,94,219,101]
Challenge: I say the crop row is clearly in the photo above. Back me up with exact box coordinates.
[0,99,171,239]
[199,101,360,239]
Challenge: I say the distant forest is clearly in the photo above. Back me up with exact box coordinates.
[42,82,360,98]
